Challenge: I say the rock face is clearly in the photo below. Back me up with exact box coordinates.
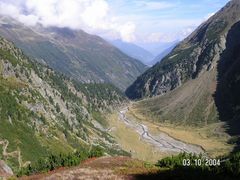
[0,160,13,177]
[126,0,240,99]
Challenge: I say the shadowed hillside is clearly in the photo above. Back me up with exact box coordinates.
[215,21,240,147]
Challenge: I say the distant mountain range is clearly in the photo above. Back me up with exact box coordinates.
[110,39,179,66]
[110,39,154,66]
[0,17,147,91]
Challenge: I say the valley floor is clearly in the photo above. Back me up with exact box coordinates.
[132,104,235,157]
[107,104,234,161]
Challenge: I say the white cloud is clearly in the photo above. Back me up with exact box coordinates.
[81,0,109,28]
[0,0,137,42]
[204,12,216,20]
[179,27,195,38]
[144,32,178,43]
[142,26,196,43]
[145,32,165,43]
[18,14,39,26]
[0,2,20,17]
[118,22,136,42]
[0,0,223,44]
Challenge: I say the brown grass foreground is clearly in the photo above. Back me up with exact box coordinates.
[18,156,159,180]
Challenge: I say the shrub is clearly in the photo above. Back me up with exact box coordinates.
[17,146,105,177]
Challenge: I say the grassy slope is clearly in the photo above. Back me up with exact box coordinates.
[0,74,50,170]
[133,69,218,126]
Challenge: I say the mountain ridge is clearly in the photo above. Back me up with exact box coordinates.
[0,17,147,91]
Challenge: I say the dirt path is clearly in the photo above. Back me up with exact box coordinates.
[0,139,30,169]
[119,107,204,154]
[0,139,20,159]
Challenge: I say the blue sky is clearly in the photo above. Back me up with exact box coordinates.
[107,0,230,43]
[0,0,230,44]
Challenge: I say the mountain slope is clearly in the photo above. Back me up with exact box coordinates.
[0,17,147,90]
[0,37,128,173]
[126,0,239,99]
[110,39,154,65]
[125,0,240,130]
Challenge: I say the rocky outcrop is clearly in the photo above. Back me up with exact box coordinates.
[0,160,13,177]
